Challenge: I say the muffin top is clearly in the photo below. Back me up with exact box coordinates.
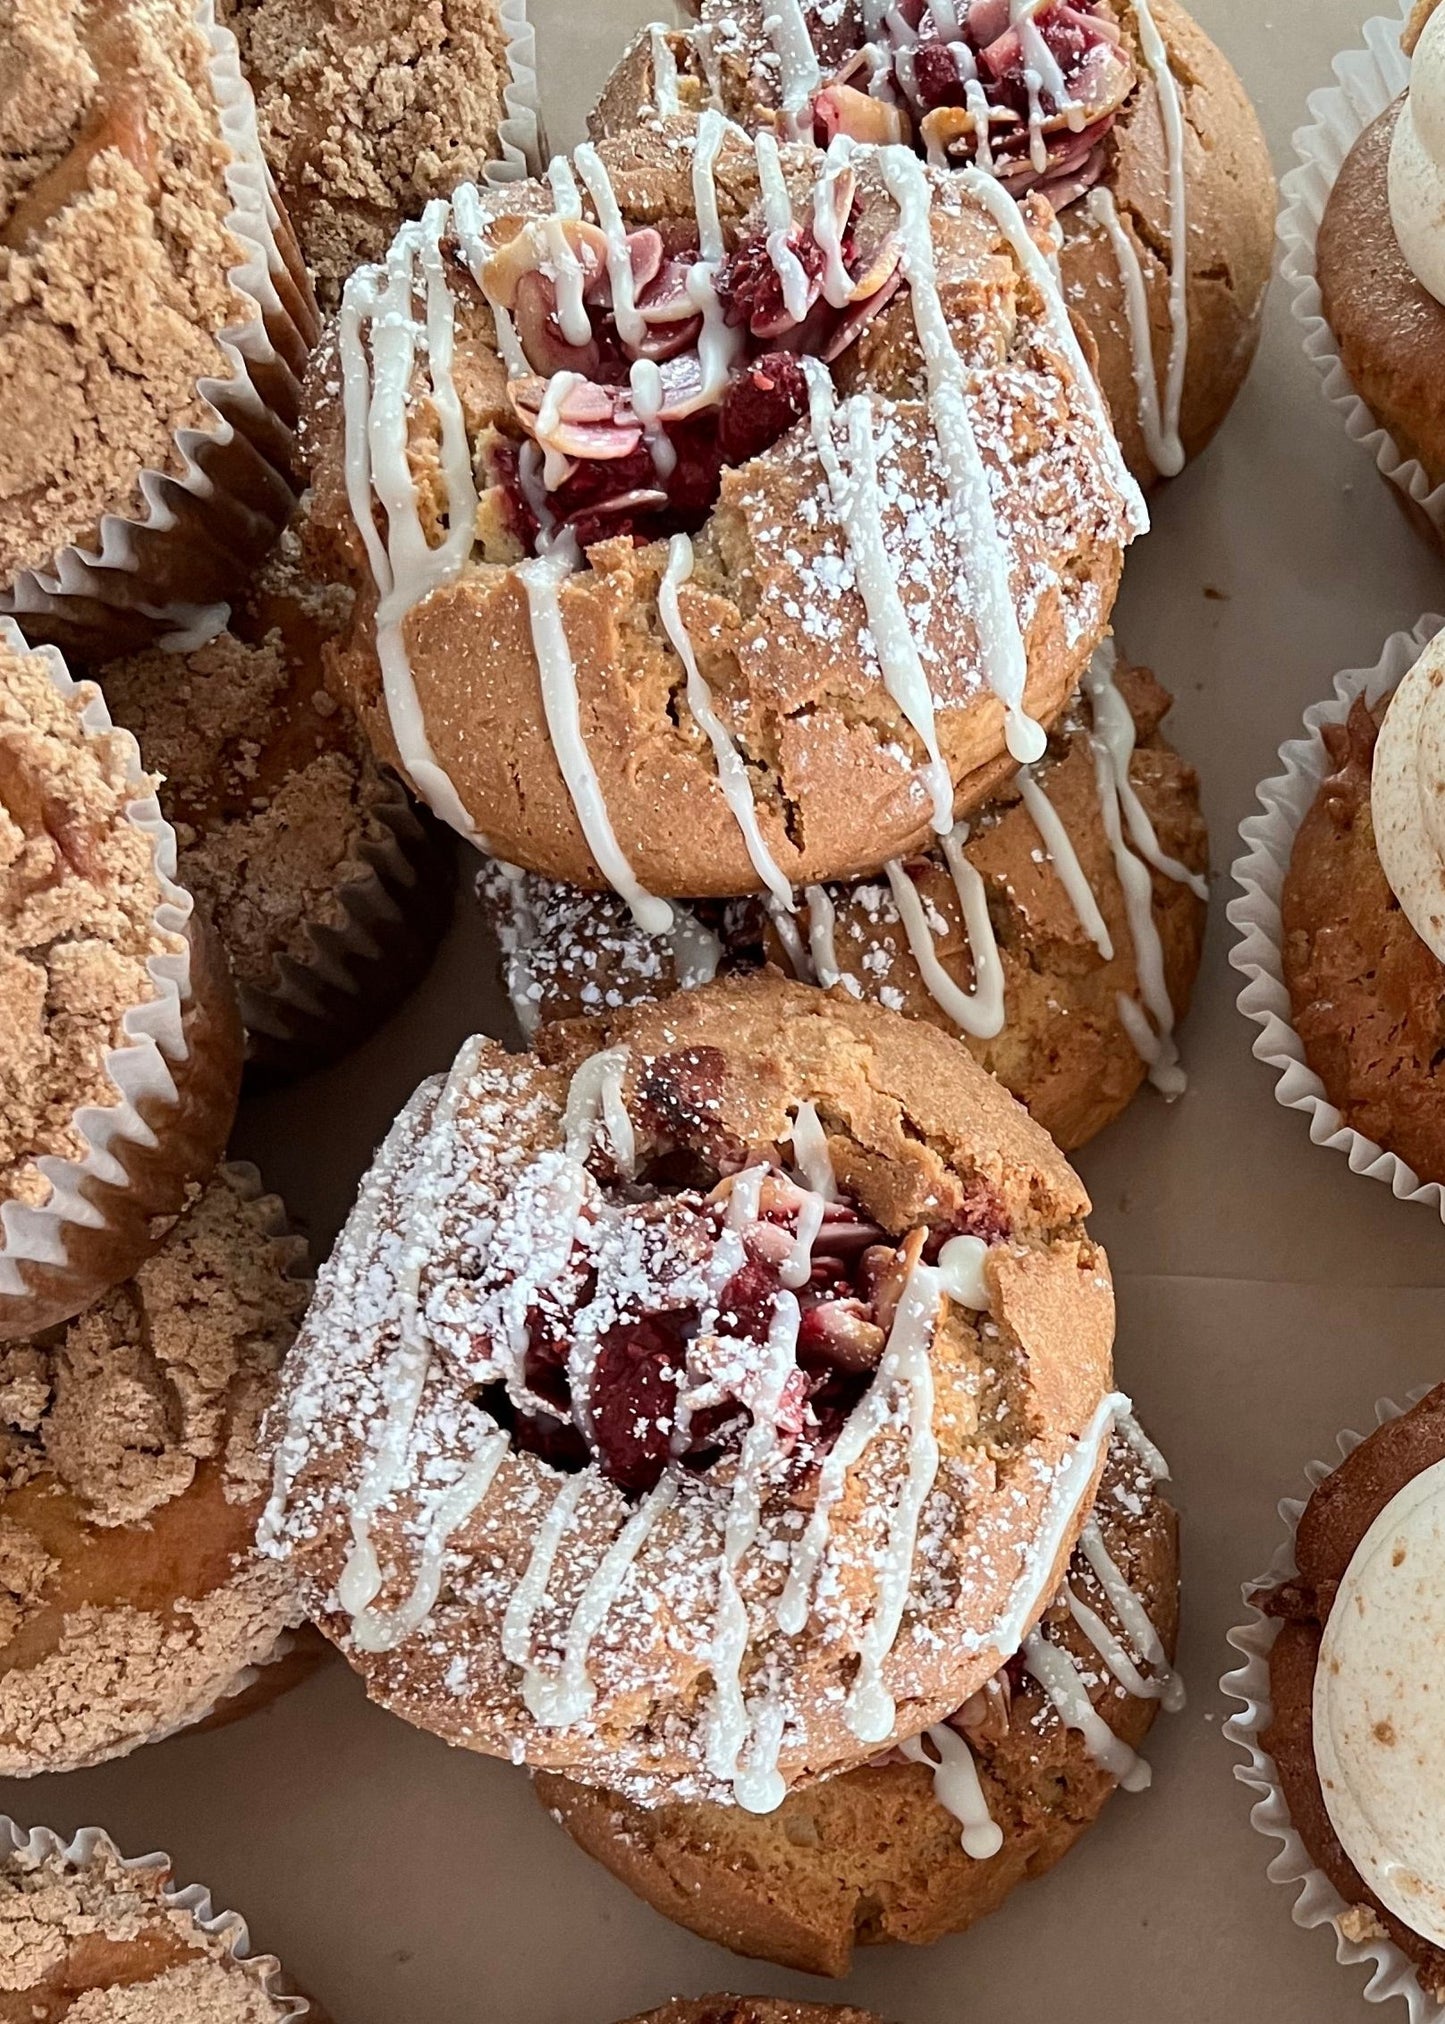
[0,631,179,1211]
[0,1169,308,1773]
[97,535,389,998]
[0,0,253,582]
[223,0,515,307]
[0,1835,303,2022]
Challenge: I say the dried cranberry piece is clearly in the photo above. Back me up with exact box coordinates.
[589,1314,690,1492]
[718,353,809,466]
[913,40,970,112]
[715,228,826,337]
[718,1255,784,1344]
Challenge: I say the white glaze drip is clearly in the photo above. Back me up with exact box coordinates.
[875,148,1046,768]
[1022,1627,1152,1791]
[575,142,648,351]
[815,136,858,307]
[937,1233,990,1310]
[660,533,794,909]
[1084,645,1208,898]
[882,836,1006,1039]
[503,1474,589,1678]
[649,23,681,114]
[1130,0,1189,476]
[789,1097,839,1203]
[754,130,814,324]
[519,541,675,935]
[762,0,823,135]
[1016,768,1114,959]
[455,184,531,380]
[768,895,816,981]
[1077,1516,1185,1712]
[803,881,857,994]
[629,358,679,479]
[900,1724,1004,1859]
[800,357,955,829]
[561,1045,636,1178]
[669,907,724,986]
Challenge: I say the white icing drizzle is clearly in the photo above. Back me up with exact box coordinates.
[365,1429,512,1651]
[1129,0,1189,477]
[542,162,593,350]
[846,1260,942,1742]
[575,142,648,351]
[561,1045,637,1178]
[332,1037,487,1650]
[669,906,724,986]
[1016,768,1114,959]
[789,1097,839,1203]
[688,113,747,405]
[1076,1517,1185,1713]
[694,23,726,109]
[937,1232,990,1310]
[803,880,860,996]
[882,840,1006,1039]
[629,358,679,479]
[660,533,795,909]
[503,1474,589,1683]
[762,0,823,136]
[1083,187,1177,479]
[901,1724,1004,1858]
[649,23,681,115]
[456,184,531,380]
[1022,1628,1152,1791]
[768,894,817,981]
[339,205,484,844]
[524,1476,680,1725]
[1113,1407,1170,1481]
[875,148,1046,769]
[691,107,730,264]
[534,370,589,489]
[799,357,955,830]
[754,129,814,324]
[814,136,858,308]
[1084,645,1208,899]
[519,541,675,935]
[957,163,1147,524]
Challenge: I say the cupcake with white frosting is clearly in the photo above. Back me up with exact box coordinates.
[1225,1385,1445,2016]
[1283,0,1445,545]
[1232,619,1445,1216]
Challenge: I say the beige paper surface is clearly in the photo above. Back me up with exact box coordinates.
[7,6,1443,2020]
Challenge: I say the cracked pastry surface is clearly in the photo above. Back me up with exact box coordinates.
[540,1427,1179,1975]
[592,0,1275,487]
[0,632,179,1212]
[262,972,1115,1805]
[0,1836,303,2022]
[221,0,514,309]
[305,124,1143,898]
[479,656,1208,1151]
[1257,1386,1445,2006]
[1282,694,1445,1186]
[0,0,258,586]
[0,1169,309,1775]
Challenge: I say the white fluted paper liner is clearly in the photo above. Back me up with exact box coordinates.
[1227,615,1445,1221]
[484,0,547,186]
[239,773,454,1084]
[1278,3,1445,542]
[1222,1390,1442,2021]
[0,619,241,1337]
[0,1818,311,2018]
[0,0,318,652]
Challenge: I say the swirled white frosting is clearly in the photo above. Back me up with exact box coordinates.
[1313,1456,1445,1949]
[1390,0,1445,305]
[1371,631,1445,962]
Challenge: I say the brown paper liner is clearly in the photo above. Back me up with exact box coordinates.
[0,624,243,1340]
[0,1,320,658]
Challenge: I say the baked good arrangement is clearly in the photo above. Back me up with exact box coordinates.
[9,1,1445,2022]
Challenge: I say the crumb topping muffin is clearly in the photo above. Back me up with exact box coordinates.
[222,0,518,308]
[480,652,1208,1150]
[96,526,454,1079]
[307,123,1144,901]
[0,0,259,587]
[0,1169,310,1775]
[1282,693,1445,1186]
[262,972,1116,1807]
[541,1425,1180,1975]
[0,634,180,1210]
[1256,1386,1445,2005]
[0,1830,308,2021]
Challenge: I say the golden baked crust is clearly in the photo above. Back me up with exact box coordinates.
[222,0,513,309]
[593,0,1276,486]
[0,634,178,1208]
[540,1430,1178,1975]
[480,657,1208,1150]
[264,973,1115,1804]
[0,1169,310,1776]
[0,0,257,583]
[95,526,454,1081]
[1319,100,1445,495]
[0,1836,307,2021]
[1258,1387,1445,2006]
[1282,695,1445,1186]
[305,129,1141,896]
